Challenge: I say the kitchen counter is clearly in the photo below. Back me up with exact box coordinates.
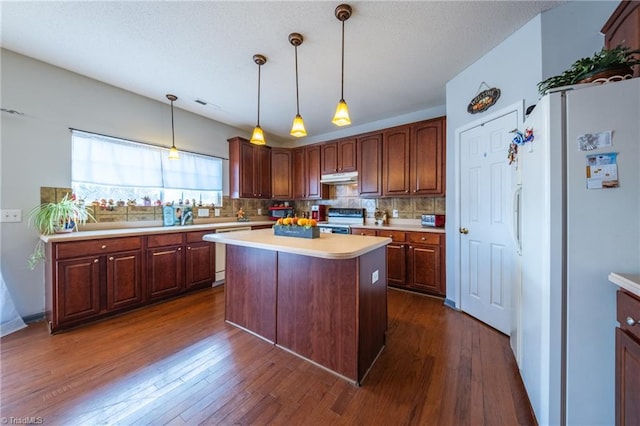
[40,221,273,243]
[352,224,445,233]
[609,272,640,298]
[203,228,391,260]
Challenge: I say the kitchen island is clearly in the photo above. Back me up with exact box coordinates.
[203,229,391,385]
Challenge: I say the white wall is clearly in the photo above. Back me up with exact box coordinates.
[0,49,251,318]
[444,0,617,308]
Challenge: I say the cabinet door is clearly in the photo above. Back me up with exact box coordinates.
[411,118,445,195]
[407,243,443,295]
[106,250,143,311]
[616,328,640,426]
[255,145,272,199]
[239,141,256,198]
[56,256,101,324]
[185,242,215,289]
[358,134,383,197]
[292,147,307,199]
[321,142,338,174]
[271,148,292,199]
[383,126,411,196]
[305,145,327,199]
[386,243,407,287]
[147,245,184,299]
[338,138,357,172]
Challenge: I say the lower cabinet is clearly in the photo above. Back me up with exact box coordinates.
[46,230,216,333]
[616,290,640,425]
[350,228,445,296]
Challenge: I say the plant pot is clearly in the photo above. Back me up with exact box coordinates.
[274,225,320,239]
[577,66,634,84]
[55,220,76,234]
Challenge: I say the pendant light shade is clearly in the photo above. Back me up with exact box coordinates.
[289,33,307,138]
[166,94,179,160]
[250,54,267,145]
[332,4,352,127]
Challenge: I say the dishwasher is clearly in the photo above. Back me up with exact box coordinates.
[214,226,252,284]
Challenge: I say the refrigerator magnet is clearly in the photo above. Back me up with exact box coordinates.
[577,130,612,151]
[586,152,618,189]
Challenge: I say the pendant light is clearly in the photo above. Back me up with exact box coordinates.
[332,4,352,127]
[250,54,267,145]
[289,33,307,137]
[166,94,179,160]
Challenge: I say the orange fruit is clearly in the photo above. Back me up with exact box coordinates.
[298,218,307,227]
[277,218,283,225]
[309,219,317,227]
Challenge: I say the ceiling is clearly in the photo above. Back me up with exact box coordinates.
[1,1,564,144]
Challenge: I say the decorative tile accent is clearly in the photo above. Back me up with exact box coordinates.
[414,197,436,213]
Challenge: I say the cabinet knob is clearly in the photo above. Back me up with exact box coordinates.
[93,259,99,263]
[177,247,182,251]
[187,246,192,250]
[421,237,426,241]
[101,245,107,249]
[108,256,114,261]
[627,316,638,327]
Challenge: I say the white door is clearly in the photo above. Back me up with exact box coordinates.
[459,111,518,335]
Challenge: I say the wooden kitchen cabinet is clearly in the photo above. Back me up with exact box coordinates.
[321,138,357,174]
[616,289,640,425]
[602,1,640,77]
[357,133,383,197]
[228,136,271,199]
[382,117,446,197]
[292,145,329,200]
[147,233,184,299]
[185,231,215,290]
[406,232,445,296]
[271,148,293,199]
[47,236,143,332]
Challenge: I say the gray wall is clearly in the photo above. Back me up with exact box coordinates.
[444,0,618,308]
[0,49,250,318]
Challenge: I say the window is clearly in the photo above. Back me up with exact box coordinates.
[71,130,223,206]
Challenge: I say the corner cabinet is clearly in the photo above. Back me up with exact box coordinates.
[45,230,216,333]
[382,117,446,197]
[616,289,640,425]
[228,137,271,199]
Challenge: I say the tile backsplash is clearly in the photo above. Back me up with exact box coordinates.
[41,185,444,225]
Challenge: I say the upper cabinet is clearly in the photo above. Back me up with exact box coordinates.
[357,133,383,197]
[321,138,357,174]
[271,148,293,200]
[382,117,446,197]
[293,145,329,200]
[228,137,272,199]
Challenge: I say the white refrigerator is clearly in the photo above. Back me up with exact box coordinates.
[515,78,640,425]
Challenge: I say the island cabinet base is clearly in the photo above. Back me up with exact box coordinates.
[224,245,387,385]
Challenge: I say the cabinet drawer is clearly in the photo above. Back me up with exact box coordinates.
[376,230,406,242]
[56,236,142,259]
[618,290,640,341]
[186,230,214,243]
[406,232,442,245]
[351,228,377,237]
[147,233,184,248]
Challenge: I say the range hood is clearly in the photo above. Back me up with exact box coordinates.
[320,171,358,184]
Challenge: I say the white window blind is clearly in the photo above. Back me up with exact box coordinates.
[71,130,223,191]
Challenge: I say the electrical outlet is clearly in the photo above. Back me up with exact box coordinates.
[214,208,221,217]
[257,208,262,216]
[1,209,22,223]
[372,270,379,284]
[392,209,398,218]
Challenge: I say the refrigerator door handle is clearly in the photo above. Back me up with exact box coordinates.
[511,185,522,256]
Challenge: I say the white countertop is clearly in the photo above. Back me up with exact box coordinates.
[203,228,391,260]
[609,273,640,299]
[40,221,273,243]
[351,224,445,233]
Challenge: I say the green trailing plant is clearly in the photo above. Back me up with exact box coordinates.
[537,45,640,95]
[27,193,94,269]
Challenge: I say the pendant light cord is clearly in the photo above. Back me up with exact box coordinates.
[340,20,345,100]
[170,99,175,147]
[256,64,261,126]
[295,45,301,115]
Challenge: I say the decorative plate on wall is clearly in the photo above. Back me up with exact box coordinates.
[467,85,501,114]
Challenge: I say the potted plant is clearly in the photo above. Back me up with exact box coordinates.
[27,193,94,268]
[537,45,640,95]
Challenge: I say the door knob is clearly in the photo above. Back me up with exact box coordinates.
[459,227,469,234]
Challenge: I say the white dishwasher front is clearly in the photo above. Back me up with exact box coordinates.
[214,226,252,283]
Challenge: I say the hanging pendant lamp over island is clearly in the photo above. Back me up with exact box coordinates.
[166,94,179,160]
[250,54,267,145]
[332,4,352,127]
[289,32,307,138]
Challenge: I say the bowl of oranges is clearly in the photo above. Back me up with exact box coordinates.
[274,216,320,239]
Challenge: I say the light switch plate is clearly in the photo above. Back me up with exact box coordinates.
[392,209,398,218]
[197,208,209,217]
[214,209,221,217]
[1,209,22,223]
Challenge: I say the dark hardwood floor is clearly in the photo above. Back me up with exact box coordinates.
[0,286,535,425]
